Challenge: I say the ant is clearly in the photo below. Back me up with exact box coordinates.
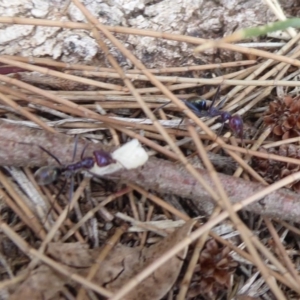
[34,139,116,228]
[155,86,244,141]
[34,144,115,185]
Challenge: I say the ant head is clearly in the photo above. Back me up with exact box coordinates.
[93,150,116,167]
[34,166,62,185]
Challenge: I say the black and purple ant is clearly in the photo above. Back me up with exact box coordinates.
[34,140,116,227]
[156,86,244,141]
[34,143,115,186]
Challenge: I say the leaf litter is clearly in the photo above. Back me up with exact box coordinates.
[10,220,195,300]
[1,1,300,300]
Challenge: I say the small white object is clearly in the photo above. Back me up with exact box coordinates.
[89,139,148,176]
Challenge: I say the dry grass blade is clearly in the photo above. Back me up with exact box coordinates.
[1,1,300,299]
[0,188,45,239]
[0,92,55,133]
[176,207,222,300]
[0,169,44,237]
[0,224,113,298]
[0,57,126,91]
[61,187,131,241]
[4,55,256,74]
[223,32,300,106]
[30,177,91,268]
[263,217,300,284]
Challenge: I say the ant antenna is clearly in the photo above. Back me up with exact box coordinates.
[210,85,221,108]
[81,143,89,160]
[72,135,79,162]
[39,145,62,166]
[152,100,173,114]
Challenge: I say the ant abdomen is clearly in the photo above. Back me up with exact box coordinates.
[182,98,208,117]
[34,166,61,185]
[229,115,244,139]
[188,98,208,111]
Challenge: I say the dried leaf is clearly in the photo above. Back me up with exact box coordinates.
[47,242,94,267]
[95,219,196,300]
[9,265,69,300]
[10,221,195,300]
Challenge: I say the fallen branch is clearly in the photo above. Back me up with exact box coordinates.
[0,120,299,222]
[109,158,300,222]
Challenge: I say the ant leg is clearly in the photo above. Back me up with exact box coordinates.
[178,117,185,129]
[61,172,74,226]
[64,171,74,203]
[67,175,74,216]
[39,146,62,166]
[228,115,244,146]
[41,179,67,230]
[81,143,89,160]
[217,122,225,137]
[152,101,172,114]
[72,135,79,162]
[213,111,230,141]
[208,85,221,112]
[216,96,227,110]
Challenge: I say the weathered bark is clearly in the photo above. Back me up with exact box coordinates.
[0,0,297,68]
